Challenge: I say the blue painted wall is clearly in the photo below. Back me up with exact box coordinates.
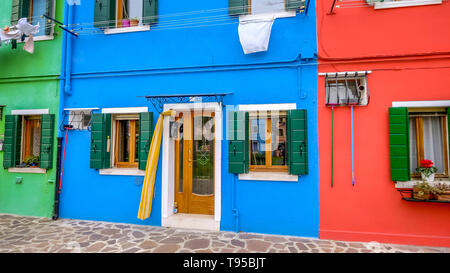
[59,0,318,237]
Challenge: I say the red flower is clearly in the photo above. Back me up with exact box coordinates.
[420,159,434,168]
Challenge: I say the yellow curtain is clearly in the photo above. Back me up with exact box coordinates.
[138,110,174,220]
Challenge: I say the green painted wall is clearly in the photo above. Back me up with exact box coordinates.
[0,0,64,218]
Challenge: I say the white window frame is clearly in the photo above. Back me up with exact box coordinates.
[392,100,450,187]
[99,107,147,176]
[237,103,299,182]
[104,0,150,35]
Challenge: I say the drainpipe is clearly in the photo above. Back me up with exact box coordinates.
[64,3,74,96]
[52,137,63,220]
[53,2,70,220]
[232,174,239,233]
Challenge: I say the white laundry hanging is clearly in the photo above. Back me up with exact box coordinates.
[0,18,40,51]
[238,14,275,54]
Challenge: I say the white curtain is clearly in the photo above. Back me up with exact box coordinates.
[422,116,444,173]
[409,118,418,173]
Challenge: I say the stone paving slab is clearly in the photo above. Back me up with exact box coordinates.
[0,214,448,253]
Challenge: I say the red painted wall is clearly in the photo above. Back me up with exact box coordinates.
[317,0,450,247]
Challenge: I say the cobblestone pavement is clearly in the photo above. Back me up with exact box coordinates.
[0,214,448,253]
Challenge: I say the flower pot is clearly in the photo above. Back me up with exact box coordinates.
[122,19,130,28]
[413,187,432,200]
[421,173,435,182]
[130,19,139,27]
[436,191,450,201]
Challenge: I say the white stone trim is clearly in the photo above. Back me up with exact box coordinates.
[64,107,99,111]
[8,168,47,174]
[374,0,442,10]
[395,180,450,189]
[161,213,220,232]
[161,102,222,228]
[99,168,145,176]
[101,107,148,114]
[392,100,450,108]
[104,25,150,35]
[239,172,298,182]
[238,103,297,112]
[11,109,49,115]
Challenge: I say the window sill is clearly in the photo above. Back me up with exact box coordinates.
[99,168,145,176]
[104,25,150,35]
[374,0,442,9]
[395,180,450,189]
[8,168,47,174]
[239,10,296,21]
[239,171,298,182]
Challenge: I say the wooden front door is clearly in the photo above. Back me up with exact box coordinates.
[174,111,215,215]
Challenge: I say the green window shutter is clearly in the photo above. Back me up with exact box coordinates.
[11,0,20,25]
[90,113,112,169]
[39,114,55,169]
[138,112,154,170]
[45,0,55,35]
[286,0,305,11]
[228,111,249,174]
[94,0,116,28]
[3,115,21,169]
[287,109,308,175]
[389,107,410,181]
[229,0,249,16]
[11,0,30,25]
[142,0,158,24]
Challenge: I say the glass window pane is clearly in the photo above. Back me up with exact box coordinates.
[422,116,445,173]
[118,120,130,162]
[271,115,287,166]
[192,116,214,196]
[250,117,266,166]
[135,120,139,162]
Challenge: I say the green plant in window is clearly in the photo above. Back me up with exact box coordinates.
[413,181,433,200]
[24,155,39,167]
[431,183,450,195]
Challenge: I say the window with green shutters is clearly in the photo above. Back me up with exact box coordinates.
[228,0,306,16]
[94,0,158,29]
[90,112,154,171]
[3,114,55,170]
[10,0,56,35]
[227,109,308,176]
[389,106,450,181]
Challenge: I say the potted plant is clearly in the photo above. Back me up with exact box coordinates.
[413,181,433,200]
[431,183,450,201]
[121,17,130,28]
[416,159,438,182]
[130,17,139,27]
[24,155,39,168]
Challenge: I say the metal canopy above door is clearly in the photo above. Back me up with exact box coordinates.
[139,93,233,113]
